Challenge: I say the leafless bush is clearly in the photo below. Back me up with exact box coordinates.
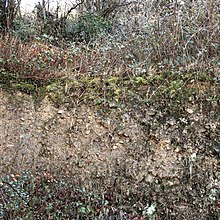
[79,0,133,18]
[87,0,220,74]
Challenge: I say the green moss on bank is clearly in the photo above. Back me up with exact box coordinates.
[1,70,219,109]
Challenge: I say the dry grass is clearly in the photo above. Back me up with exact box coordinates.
[0,35,80,79]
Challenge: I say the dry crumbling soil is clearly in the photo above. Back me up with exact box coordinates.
[0,77,219,219]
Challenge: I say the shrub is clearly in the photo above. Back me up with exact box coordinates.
[0,171,138,219]
[102,0,220,73]
[12,15,37,41]
[67,12,111,43]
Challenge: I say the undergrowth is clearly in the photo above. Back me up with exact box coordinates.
[0,163,219,219]
[0,171,142,219]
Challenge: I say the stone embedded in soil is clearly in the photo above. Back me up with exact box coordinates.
[57,109,64,114]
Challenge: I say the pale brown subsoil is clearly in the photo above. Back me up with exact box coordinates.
[0,89,219,218]
[0,90,184,179]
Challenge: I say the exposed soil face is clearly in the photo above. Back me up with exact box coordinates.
[0,91,182,180]
[0,79,219,218]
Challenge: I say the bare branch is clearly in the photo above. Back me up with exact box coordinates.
[101,1,134,18]
[65,0,85,18]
